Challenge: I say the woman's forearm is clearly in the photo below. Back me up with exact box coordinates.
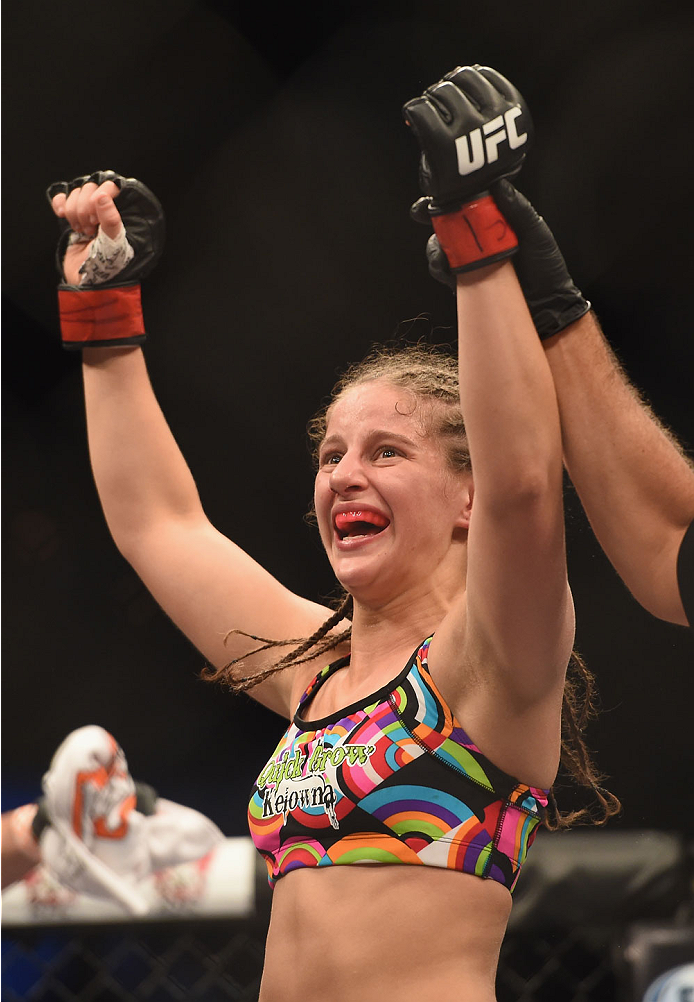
[456,261,563,505]
[82,346,206,550]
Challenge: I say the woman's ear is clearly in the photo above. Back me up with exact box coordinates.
[454,476,474,531]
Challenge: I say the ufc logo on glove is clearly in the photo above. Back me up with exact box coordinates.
[456,107,528,176]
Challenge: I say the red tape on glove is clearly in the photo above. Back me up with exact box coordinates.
[431,194,518,273]
[58,286,145,349]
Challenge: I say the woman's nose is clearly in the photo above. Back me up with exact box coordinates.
[328,455,368,495]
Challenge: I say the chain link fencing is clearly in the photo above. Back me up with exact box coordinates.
[3,831,692,1002]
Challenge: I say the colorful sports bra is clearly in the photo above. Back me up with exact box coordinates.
[248,637,548,892]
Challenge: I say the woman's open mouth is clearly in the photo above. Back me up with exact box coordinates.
[333,509,390,543]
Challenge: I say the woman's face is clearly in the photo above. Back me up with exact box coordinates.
[313,380,471,606]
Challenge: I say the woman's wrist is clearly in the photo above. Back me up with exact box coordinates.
[82,345,142,367]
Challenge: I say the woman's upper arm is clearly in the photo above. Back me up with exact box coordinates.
[430,494,574,784]
[463,485,575,695]
[120,515,338,715]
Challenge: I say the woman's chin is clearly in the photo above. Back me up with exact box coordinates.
[330,553,394,603]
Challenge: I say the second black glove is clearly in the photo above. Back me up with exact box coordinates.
[423,180,591,339]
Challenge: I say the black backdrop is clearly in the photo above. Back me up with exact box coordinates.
[3,0,693,836]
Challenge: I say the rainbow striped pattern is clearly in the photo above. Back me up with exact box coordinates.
[248,638,548,891]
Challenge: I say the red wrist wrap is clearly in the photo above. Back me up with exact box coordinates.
[431,194,518,272]
[58,285,145,349]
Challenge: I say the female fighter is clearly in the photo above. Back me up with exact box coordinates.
[48,64,616,1002]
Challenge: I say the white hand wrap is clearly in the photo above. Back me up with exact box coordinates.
[73,224,135,287]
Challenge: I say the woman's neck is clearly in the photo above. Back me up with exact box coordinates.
[346,578,464,681]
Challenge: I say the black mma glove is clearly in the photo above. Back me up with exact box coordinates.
[46,170,165,349]
[403,64,532,272]
[425,180,591,339]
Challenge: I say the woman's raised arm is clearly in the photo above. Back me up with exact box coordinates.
[453,261,573,687]
[403,67,574,721]
[49,174,339,715]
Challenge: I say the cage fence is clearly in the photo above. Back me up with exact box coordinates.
[3,831,692,1002]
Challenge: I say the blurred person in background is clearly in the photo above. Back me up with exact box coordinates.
[1,724,223,914]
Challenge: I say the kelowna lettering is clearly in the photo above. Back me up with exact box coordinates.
[257,740,376,831]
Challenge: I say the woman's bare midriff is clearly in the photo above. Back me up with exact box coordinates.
[258,864,512,1002]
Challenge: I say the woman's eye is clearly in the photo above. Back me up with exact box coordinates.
[321,453,342,466]
[378,447,399,459]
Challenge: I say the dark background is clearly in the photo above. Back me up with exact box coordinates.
[3,0,693,837]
